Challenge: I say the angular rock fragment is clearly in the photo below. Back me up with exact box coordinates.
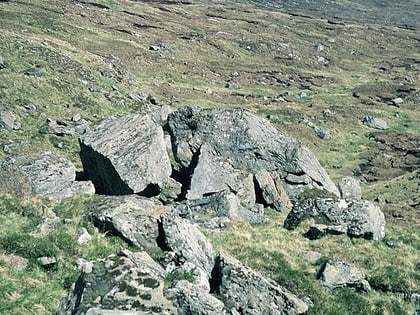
[187,190,266,225]
[211,253,309,314]
[90,195,168,252]
[285,196,385,240]
[159,211,216,274]
[254,170,291,211]
[57,250,175,315]
[0,111,20,130]
[319,260,371,292]
[337,176,362,200]
[168,280,226,315]
[80,112,171,195]
[363,116,387,130]
[0,152,94,200]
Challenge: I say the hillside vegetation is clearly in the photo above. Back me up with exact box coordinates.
[0,0,419,314]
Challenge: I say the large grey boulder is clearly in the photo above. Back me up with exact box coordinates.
[168,280,226,315]
[79,112,171,196]
[284,196,385,240]
[167,106,339,200]
[0,152,94,200]
[57,250,175,315]
[90,195,169,252]
[319,260,371,292]
[211,253,308,314]
[159,211,216,275]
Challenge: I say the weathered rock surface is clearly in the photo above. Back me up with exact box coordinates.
[58,250,175,315]
[0,152,94,200]
[0,110,20,130]
[363,116,387,130]
[212,253,309,314]
[0,55,5,69]
[168,280,226,315]
[79,112,172,195]
[185,190,266,225]
[159,211,216,275]
[285,197,385,240]
[90,195,168,252]
[164,106,339,223]
[337,176,362,200]
[167,106,339,199]
[318,260,371,292]
[40,117,90,136]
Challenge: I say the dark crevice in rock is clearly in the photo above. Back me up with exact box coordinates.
[136,183,161,198]
[253,176,268,207]
[79,141,133,195]
[209,255,224,294]
[173,146,202,201]
[75,171,88,181]
[69,273,85,314]
[156,219,171,252]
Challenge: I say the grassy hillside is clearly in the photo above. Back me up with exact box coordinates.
[0,0,419,314]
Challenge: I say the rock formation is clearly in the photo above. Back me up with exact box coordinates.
[79,112,172,196]
[318,260,371,292]
[284,195,385,240]
[0,151,94,200]
[79,106,341,224]
[0,106,386,313]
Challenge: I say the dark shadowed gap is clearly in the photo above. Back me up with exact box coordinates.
[209,255,224,294]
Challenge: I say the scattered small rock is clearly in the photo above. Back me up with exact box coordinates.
[225,82,240,89]
[0,111,20,130]
[0,55,5,69]
[23,68,43,77]
[363,116,387,130]
[385,240,403,248]
[315,127,330,139]
[77,228,92,245]
[319,260,371,292]
[391,97,403,106]
[149,44,164,51]
[37,256,57,269]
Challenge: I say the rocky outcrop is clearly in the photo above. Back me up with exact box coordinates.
[284,196,385,240]
[90,195,169,252]
[60,211,308,314]
[0,152,94,200]
[167,106,339,203]
[57,250,175,315]
[318,260,371,292]
[79,106,340,225]
[212,253,309,314]
[79,112,172,196]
